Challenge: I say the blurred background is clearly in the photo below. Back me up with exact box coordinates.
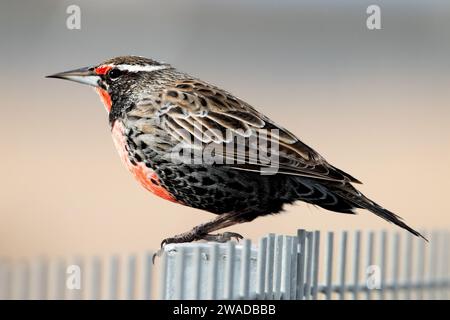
[1,0,449,261]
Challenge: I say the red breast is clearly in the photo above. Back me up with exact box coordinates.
[111,120,178,203]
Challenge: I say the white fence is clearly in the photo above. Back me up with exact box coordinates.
[0,254,155,300]
[1,229,449,300]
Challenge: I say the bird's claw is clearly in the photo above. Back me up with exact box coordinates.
[160,238,169,248]
[153,231,244,264]
[153,237,180,264]
[152,250,163,264]
[153,235,191,263]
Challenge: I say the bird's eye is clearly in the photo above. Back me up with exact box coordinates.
[108,68,122,79]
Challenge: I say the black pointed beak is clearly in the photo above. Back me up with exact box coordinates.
[46,66,101,87]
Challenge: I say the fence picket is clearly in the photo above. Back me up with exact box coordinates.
[240,239,252,299]
[391,233,401,300]
[437,231,445,299]
[273,235,283,299]
[296,230,307,300]
[143,252,153,300]
[304,232,314,300]
[404,234,413,300]
[0,259,11,299]
[18,261,30,300]
[443,232,450,300]
[224,241,235,300]
[365,232,375,300]
[35,258,49,300]
[416,231,426,300]
[256,237,267,299]
[207,243,219,300]
[91,257,101,300]
[311,231,321,300]
[191,246,202,300]
[324,232,334,300]
[108,256,119,300]
[379,231,388,300]
[264,233,275,299]
[158,251,168,299]
[429,231,439,300]
[338,231,348,300]
[174,247,185,300]
[54,259,65,300]
[126,255,137,300]
[280,236,293,300]
[352,231,361,300]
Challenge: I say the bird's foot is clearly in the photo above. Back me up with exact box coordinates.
[152,229,204,263]
[160,230,244,247]
[152,231,244,263]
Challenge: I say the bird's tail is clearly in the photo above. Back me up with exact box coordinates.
[341,187,427,241]
[290,178,427,241]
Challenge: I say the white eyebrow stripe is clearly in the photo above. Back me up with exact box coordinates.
[115,64,169,73]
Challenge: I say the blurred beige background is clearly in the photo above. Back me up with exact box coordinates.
[1,0,449,259]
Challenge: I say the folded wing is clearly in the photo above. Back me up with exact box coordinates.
[131,79,361,184]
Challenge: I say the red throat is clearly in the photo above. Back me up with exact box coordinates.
[94,65,113,112]
[95,88,112,112]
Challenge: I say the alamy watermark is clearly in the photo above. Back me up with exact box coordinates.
[167,128,281,175]
[366,265,382,290]
[366,5,381,30]
[66,5,81,30]
[66,264,81,290]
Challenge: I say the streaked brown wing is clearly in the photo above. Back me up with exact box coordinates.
[137,79,361,184]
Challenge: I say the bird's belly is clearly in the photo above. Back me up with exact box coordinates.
[111,121,178,203]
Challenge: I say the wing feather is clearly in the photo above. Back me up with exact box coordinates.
[130,79,361,184]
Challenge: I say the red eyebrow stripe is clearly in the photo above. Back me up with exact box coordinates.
[94,65,113,75]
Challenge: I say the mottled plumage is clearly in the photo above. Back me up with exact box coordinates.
[47,56,425,248]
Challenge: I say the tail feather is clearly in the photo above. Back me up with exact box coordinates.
[342,188,428,241]
[362,201,427,241]
[291,178,427,241]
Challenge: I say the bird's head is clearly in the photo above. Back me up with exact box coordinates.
[47,56,173,114]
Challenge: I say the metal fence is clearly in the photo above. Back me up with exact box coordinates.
[1,229,449,300]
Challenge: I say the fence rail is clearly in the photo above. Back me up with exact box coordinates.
[1,229,449,300]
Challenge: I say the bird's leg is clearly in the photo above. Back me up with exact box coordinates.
[160,212,244,247]
[152,213,245,263]
[153,213,244,262]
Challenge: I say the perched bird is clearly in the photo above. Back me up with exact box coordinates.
[47,56,425,247]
